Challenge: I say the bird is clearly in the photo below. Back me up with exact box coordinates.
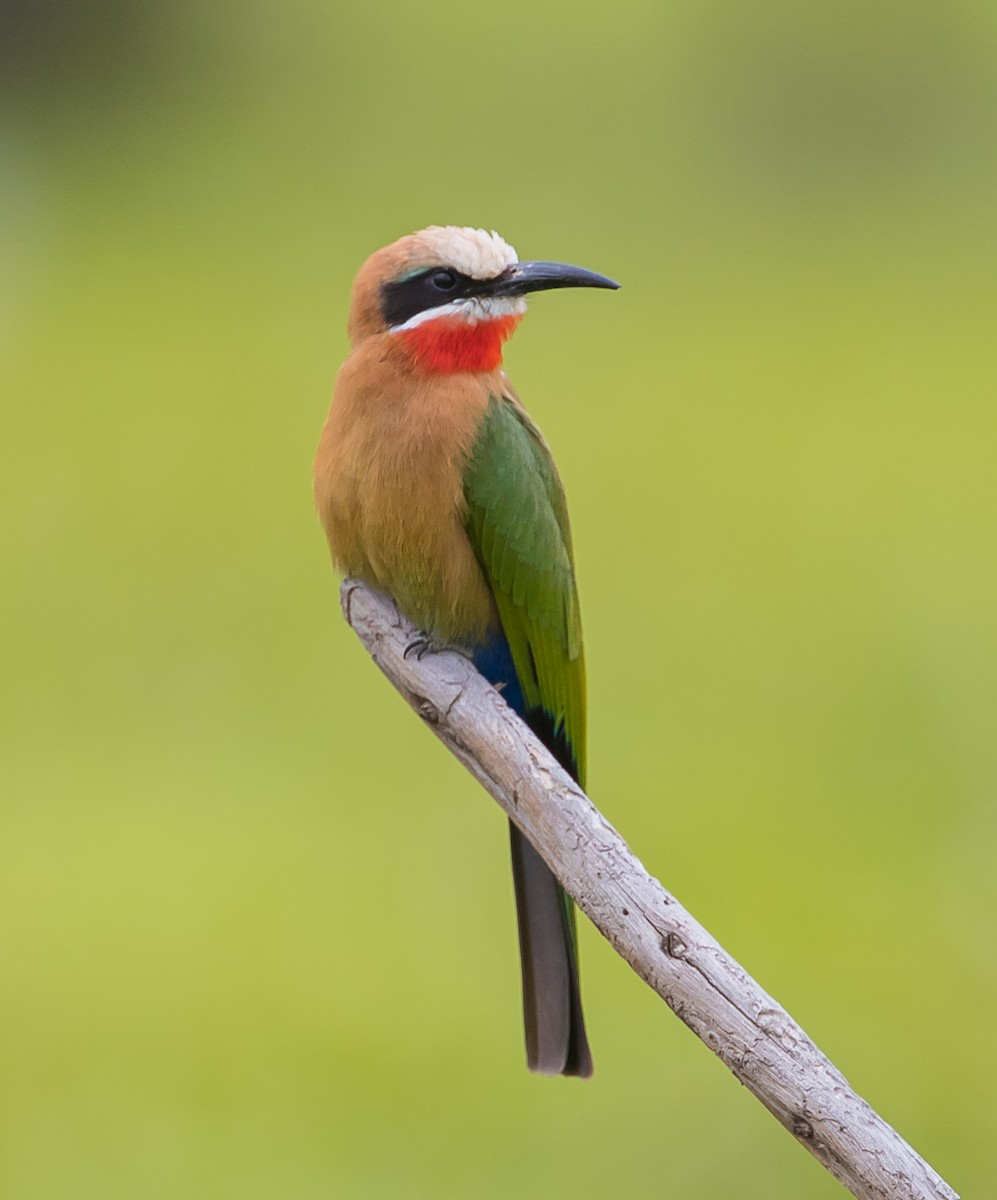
[314,225,618,1076]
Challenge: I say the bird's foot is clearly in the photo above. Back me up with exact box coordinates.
[403,635,472,663]
[405,633,431,662]
[403,634,440,661]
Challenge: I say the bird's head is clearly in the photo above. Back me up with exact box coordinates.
[347,225,619,374]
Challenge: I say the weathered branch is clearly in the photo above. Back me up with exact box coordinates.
[341,579,957,1200]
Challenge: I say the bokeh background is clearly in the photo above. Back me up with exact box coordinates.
[2,1,995,1196]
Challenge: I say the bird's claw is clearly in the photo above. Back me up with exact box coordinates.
[403,635,474,664]
[404,635,434,661]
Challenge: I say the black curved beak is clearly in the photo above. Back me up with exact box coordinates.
[486,260,621,298]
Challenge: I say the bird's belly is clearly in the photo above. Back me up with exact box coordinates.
[321,461,496,647]
[363,504,495,645]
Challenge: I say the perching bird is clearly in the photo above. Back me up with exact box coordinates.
[314,226,618,1076]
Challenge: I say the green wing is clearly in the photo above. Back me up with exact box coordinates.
[463,393,586,786]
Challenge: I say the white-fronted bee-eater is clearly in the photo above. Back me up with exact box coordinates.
[314,226,619,1076]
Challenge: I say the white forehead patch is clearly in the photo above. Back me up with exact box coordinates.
[416,226,518,280]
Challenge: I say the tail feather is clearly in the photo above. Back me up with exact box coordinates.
[509,823,592,1077]
[474,631,592,1077]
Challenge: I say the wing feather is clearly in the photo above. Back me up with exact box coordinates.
[463,393,586,784]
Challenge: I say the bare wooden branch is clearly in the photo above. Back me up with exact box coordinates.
[341,579,957,1200]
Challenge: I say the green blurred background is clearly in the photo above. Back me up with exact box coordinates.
[2,1,994,1195]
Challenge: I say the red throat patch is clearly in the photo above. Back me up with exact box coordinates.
[397,314,522,374]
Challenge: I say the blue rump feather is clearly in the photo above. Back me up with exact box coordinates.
[472,631,525,718]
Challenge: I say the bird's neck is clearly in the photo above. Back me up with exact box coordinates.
[395,313,522,374]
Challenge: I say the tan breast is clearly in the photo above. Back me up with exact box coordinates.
[314,337,500,645]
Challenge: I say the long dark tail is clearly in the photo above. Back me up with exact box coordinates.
[472,633,592,1076]
[509,823,592,1076]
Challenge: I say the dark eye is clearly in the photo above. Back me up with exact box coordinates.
[430,269,458,291]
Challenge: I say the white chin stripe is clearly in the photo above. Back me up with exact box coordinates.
[389,295,526,334]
